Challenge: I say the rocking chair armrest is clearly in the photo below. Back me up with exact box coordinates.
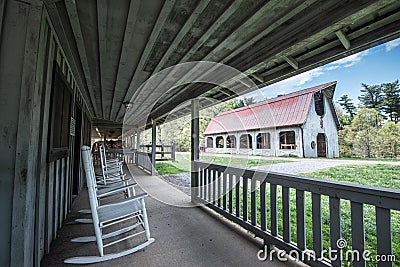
[97,183,137,198]
[98,193,148,210]
[96,177,131,187]
[96,173,126,181]
[105,162,122,167]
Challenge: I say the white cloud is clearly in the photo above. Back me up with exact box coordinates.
[327,50,369,68]
[258,50,369,99]
[385,38,400,52]
[260,68,324,98]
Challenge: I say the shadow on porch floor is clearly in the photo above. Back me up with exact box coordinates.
[41,164,296,266]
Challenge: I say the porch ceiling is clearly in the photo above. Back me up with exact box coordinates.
[44,0,400,128]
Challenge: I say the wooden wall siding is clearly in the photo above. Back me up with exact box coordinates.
[0,2,92,266]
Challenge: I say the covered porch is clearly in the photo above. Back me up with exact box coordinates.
[40,164,289,266]
[1,0,400,266]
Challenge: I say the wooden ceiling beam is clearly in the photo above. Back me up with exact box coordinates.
[97,0,111,119]
[152,0,211,74]
[335,29,351,50]
[283,55,299,70]
[109,0,141,120]
[114,0,176,121]
[65,0,99,116]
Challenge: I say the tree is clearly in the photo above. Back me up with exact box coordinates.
[338,125,355,157]
[376,121,400,158]
[229,97,256,109]
[335,106,351,126]
[338,94,357,120]
[381,80,400,122]
[358,83,383,113]
[351,108,382,158]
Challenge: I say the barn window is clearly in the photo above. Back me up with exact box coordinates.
[257,133,271,149]
[314,92,325,116]
[279,131,296,149]
[47,65,72,162]
[216,136,224,148]
[240,134,252,149]
[226,135,236,148]
[206,137,213,148]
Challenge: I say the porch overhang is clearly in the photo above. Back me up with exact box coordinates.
[43,0,400,127]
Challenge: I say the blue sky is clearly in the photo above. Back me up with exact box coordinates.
[255,38,400,105]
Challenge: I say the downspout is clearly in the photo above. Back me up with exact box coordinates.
[300,125,305,158]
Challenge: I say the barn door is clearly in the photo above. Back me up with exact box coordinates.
[317,133,327,157]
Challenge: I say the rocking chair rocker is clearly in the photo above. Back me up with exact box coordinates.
[64,146,154,264]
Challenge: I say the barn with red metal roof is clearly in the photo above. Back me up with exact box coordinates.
[204,82,340,158]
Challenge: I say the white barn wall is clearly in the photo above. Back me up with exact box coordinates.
[205,126,303,157]
[302,95,339,158]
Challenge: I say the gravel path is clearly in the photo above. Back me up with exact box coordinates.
[158,173,191,196]
[158,158,400,195]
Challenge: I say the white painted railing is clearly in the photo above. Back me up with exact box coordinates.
[192,161,400,267]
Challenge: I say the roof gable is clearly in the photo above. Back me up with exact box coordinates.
[204,82,337,135]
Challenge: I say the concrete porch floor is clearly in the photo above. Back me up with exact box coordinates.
[41,165,293,267]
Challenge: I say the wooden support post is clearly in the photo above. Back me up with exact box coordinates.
[151,121,156,176]
[136,130,141,150]
[191,99,199,202]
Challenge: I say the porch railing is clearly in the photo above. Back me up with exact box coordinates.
[136,151,153,174]
[192,161,400,267]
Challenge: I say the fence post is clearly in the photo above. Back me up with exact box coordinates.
[191,99,199,202]
[171,142,176,161]
[151,120,157,176]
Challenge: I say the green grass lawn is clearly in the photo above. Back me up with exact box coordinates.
[299,164,400,267]
[329,157,400,162]
[239,164,399,266]
[159,152,291,174]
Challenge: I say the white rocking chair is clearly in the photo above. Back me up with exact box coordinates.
[76,146,135,219]
[65,146,154,264]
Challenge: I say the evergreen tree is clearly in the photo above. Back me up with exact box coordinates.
[358,83,383,114]
[381,80,400,122]
[338,94,357,120]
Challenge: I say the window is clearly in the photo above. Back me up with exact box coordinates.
[48,65,72,162]
[216,136,224,148]
[226,135,236,148]
[240,134,252,149]
[314,92,325,116]
[257,133,271,149]
[279,131,296,149]
[206,137,213,148]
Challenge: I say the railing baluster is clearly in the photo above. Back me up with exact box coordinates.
[329,197,341,267]
[208,169,212,202]
[229,174,233,213]
[282,186,290,243]
[212,170,217,204]
[235,176,240,217]
[217,171,221,207]
[296,189,305,250]
[270,184,277,236]
[260,182,266,231]
[376,207,392,267]
[223,173,227,210]
[312,193,322,258]
[251,179,257,226]
[351,202,365,267]
[200,168,204,199]
[243,177,248,221]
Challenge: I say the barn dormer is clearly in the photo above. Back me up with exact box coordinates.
[314,91,325,116]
